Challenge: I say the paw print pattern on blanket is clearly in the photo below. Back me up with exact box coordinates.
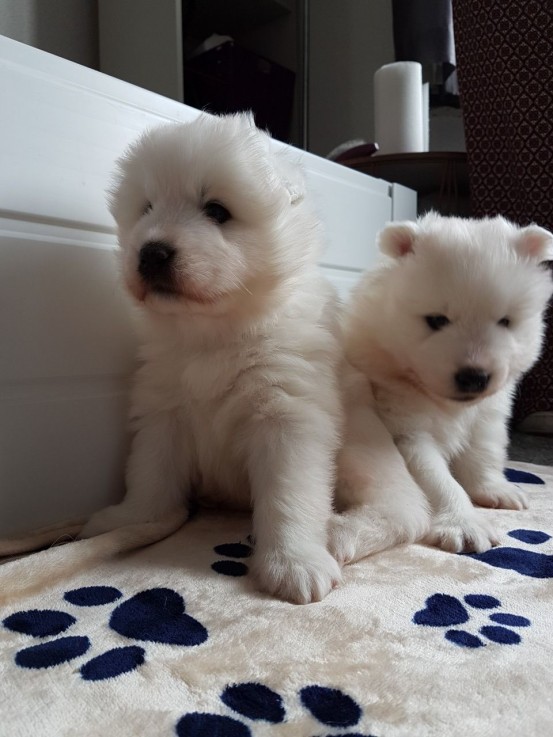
[503,468,545,485]
[211,536,253,577]
[469,528,553,578]
[175,682,376,736]
[3,586,208,681]
[413,593,530,648]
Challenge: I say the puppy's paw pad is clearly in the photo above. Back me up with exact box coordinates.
[252,546,341,604]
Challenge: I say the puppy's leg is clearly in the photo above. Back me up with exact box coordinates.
[399,435,499,553]
[246,397,341,605]
[330,374,430,565]
[452,408,527,511]
[80,412,188,538]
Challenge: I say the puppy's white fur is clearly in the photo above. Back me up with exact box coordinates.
[343,213,553,554]
[328,364,431,566]
[80,113,344,603]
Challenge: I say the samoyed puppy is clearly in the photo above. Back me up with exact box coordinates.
[344,213,553,554]
[79,112,344,603]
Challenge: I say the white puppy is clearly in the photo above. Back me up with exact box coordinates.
[344,213,553,554]
[80,113,344,603]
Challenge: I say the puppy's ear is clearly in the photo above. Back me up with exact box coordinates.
[273,150,305,206]
[234,110,257,130]
[378,221,419,258]
[515,225,553,262]
[283,177,304,205]
[235,112,305,205]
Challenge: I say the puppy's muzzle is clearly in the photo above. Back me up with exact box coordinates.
[138,241,176,292]
[454,367,491,396]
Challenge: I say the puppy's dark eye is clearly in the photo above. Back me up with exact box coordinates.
[498,317,511,327]
[204,201,231,225]
[425,314,450,331]
[143,201,152,215]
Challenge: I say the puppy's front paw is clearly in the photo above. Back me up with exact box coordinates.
[426,512,500,554]
[251,544,341,604]
[328,514,366,567]
[328,502,430,567]
[469,482,528,511]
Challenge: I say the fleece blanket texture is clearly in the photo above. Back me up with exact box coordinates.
[1,461,552,737]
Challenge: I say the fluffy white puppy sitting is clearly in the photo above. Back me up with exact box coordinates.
[80,113,344,603]
[344,213,553,554]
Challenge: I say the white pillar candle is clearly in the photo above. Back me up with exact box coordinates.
[374,62,424,155]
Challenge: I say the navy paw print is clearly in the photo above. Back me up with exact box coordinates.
[413,593,530,648]
[503,468,544,485]
[211,535,253,577]
[469,528,553,578]
[3,586,207,681]
[176,682,375,736]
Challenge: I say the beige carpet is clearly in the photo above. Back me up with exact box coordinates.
[1,462,552,737]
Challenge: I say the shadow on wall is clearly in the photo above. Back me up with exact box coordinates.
[0,0,99,69]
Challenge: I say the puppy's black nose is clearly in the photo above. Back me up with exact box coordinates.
[454,367,491,394]
[138,241,176,280]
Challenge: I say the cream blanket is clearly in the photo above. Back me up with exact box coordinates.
[1,462,552,737]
